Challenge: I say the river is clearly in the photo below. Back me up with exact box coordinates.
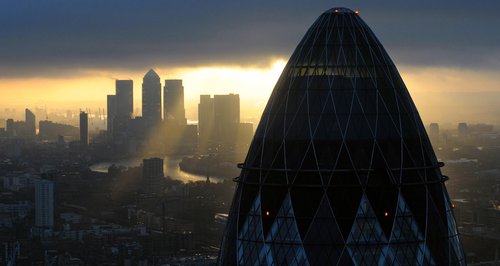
[89,156,225,183]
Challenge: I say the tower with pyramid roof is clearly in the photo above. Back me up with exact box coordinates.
[142,68,162,127]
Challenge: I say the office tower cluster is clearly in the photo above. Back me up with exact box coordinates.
[107,69,193,154]
[4,109,36,139]
[103,69,253,155]
[0,108,91,144]
[0,68,253,154]
[198,94,253,151]
[219,7,464,265]
[105,69,195,154]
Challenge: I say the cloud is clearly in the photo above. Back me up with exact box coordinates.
[1,0,499,78]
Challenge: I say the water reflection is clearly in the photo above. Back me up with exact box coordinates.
[89,156,224,183]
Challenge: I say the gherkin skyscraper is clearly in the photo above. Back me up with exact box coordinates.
[218,7,465,265]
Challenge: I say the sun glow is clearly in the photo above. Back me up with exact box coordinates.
[1,61,499,125]
[0,59,287,123]
[164,60,287,121]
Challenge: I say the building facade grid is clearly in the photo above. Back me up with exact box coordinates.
[218,7,465,265]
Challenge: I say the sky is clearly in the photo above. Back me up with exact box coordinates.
[1,0,499,125]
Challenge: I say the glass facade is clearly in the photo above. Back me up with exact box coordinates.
[218,7,465,265]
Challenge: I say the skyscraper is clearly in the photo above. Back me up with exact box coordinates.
[79,111,88,146]
[6,119,14,137]
[458,122,468,140]
[198,94,240,149]
[25,108,36,138]
[34,179,54,229]
[198,95,215,150]
[142,69,162,127]
[4,110,36,139]
[107,95,116,137]
[143,158,164,195]
[429,123,440,147]
[219,8,465,265]
[214,94,240,146]
[116,80,133,119]
[164,79,187,125]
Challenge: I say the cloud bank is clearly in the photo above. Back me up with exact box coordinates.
[0,0,499,77]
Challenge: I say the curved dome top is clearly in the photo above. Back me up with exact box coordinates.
[219,7,465,266]
[325,7,357,14]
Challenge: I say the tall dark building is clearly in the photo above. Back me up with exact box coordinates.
[79,111,88,146]
[143,157,164,195]
[219,8,465,265]
[34,179,54,229]
[198,95,215,149]
[107,95,116,137]
[6,119,14,137]
[429,123,439,147]
[214,94,240,146]
[25,108,36,138]
[458,122,468,140]
[198,94,240,149]
[33,179,54,238]
[164,79,187,125]
[142,69,162,127]
[116,80,133,119]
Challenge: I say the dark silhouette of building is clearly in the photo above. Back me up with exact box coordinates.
[142,69,162,128]
[116,80,134,119]
[6,119,14,137]
[429,123,439,147]
[4,109,36,139]
[158,79,196,154]
[198,95,215,150]
[458,122,468,140]
[33,179,54,238]
[108,80,135,142]
[219,7,465,265]
[164,79,187,125]
[79,111,88,146]
[107,95,116,137]
[34,179,54,228]
[198,94,240,150]
[143,158,164,195]
[214,94,240,146]
[39,120,79,141]
[25,108,36,138]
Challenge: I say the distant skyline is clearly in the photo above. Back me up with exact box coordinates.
[1,1,499,124]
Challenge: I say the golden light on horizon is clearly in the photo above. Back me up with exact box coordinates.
[166,59,287,100]
[1,61,499,125]
[0,59,288,126]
